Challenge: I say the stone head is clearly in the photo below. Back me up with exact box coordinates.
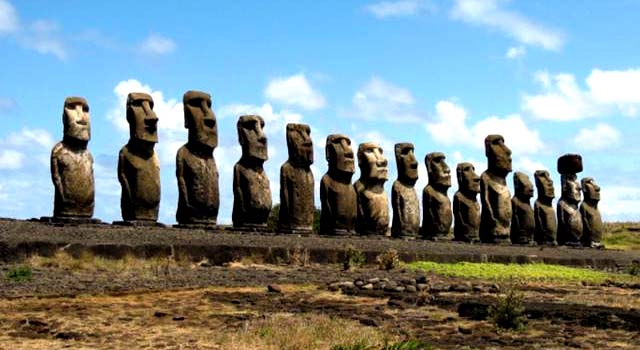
[184,90,217,150]
[325,134,355,176]
[514,172,534,200]
[358,142,388,181]
[394,143,418,185]
[485,135,512,176]
[63,96,90,142]
[534,170,555,200]
[426,152,451,189]
[456,162,480,194]
[126,92,158,144]
[237,115,267,162]
[286,123,313,167]
[582,177,600,202]
[562,174,582,204]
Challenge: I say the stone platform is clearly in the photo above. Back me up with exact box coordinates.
[0,219,637,268]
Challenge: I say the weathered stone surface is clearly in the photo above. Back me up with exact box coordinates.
[557,154,583,246]
[233,115,271,228]
[176,91,219,226]
[480,135,512,244]
[580,177,603,248]
[421,152,452,240]
[453,162,481,242]
[534,170,557,245]
[279,123,314,233]
[355,142,389,236]
[51,97,95,219]
[320,134,357,235]
[118,93,160,222]
[391,143,420,238]
[511,172,534,244]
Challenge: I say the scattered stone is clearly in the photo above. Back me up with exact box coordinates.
[405,285,417,293]
[449,283,473,293]
[267,284,282,293]
[361,283,374,290]
[417,283,429,291]
[359,318,378,327]
[153,311,168,318]
[172,316,185,321]
[354,279,365,287]
[458,325,473,335]
[367,277,380,284]
[55,331,81,340]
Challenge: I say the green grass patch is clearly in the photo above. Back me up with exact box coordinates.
[408,261,640,284]
[603,230,640,251]
[6,265,32,282]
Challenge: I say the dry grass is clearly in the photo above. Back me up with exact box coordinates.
[604,222,640,251]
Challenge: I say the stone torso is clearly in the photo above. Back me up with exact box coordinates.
[320,174,357,234]
[391,180,420,237]
[510,197,534,244]
[119,145,161,221]
[422,185,452,239]
[557,199,583,245]
[51,142,95,218]
[453,191,480,242]
[480,171,512,243]
[279,162,315,230]
[355,181,389,236]
[580,203,603,245]
[176,145,219,224]
[534,200,557,245]
[233,162,272,226]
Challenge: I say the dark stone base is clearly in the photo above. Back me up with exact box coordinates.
[229,224,274,234]
[320,229,357,237]
[279,227,314,235]
[173,223,219,230]
[423,235,453,242]
[38,216,103,225]
[112,220,166,227]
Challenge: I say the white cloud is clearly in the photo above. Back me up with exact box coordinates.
[18,20,67,60]
[600,185,640,221]
[506,45,525,59]
[573,123,621,151]
[107,79,185,165]
[515,157,546,175]
[264,74,326,111]
[4,128,54,149]
[426,100,543,155]
[218,102,303,137]
[0,149,23,169]
[350,76,424,123]
[366,0,435,18]
[451,0,564,51]
[139,33,176,55]
[0,0,18,34]
[522,68,640,121]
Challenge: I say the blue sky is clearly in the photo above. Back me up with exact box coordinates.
[1,0,640,223]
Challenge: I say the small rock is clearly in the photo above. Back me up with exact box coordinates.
[488,284,500,293]
[361,283,374,290]
[405,285,417,293]
[417,283,429,291]
[354,279,365,287]
[267,284,282,293]
[472,285,484,292]
[401,278,417,286]
[449,283,472,293]
[153,311,168,318]
[416,275,428,284]
[393,286,405,293]
[55,331,81,340]
[339,282,355,290]
[458,325,472,334]
[387,299,406,308]
[172,316,185,321]
[328,283,340,292]
[367,277,380,284]
[359,318,378,327]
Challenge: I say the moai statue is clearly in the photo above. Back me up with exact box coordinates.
[421,152,452,240]
[117,93,161,225]
[480,135,512,244]
[279,123,314,234]
[232,115,272,229]
[453,162,481,242]
[48,97,96,223]
[354,142,389,236]
[557,154,583,246]
[175,91,219,228]
[510,172,535,245]
[391,143,420,238]
[320,134,357,235]
[580,177,603,248]
[534,170,557,245]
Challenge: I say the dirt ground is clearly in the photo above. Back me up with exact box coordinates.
[1,260,639,350]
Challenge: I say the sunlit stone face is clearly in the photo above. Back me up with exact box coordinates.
[395,143,418,185]
[514,172,534,199]
[485,134,512,175]
[326,134,355,175]
[457,162,480,194]
[358,142,388,181]
[63,97,90,142]
[184,90,217,149]
[426,152,451,188]
[127,92,158,144]
[535,170,555,199]
[563,175,582,203]
[582,177,601,202]
[238,115,267,161]
[286,123,313,167]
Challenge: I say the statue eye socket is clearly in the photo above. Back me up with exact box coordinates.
[131,100,143,107]
[204,119,215,128]
[83,105,89,113]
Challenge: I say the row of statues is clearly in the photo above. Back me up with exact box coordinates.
[47,93,603,247]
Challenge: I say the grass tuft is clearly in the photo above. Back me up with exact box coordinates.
[6,265,32,282]
[408,261,640,284]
